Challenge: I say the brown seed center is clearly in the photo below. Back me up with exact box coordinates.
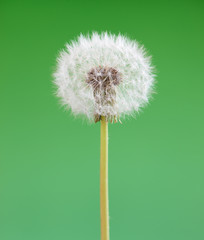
[86,66,122,123]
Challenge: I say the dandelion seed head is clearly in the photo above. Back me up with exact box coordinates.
[53,32,155,122]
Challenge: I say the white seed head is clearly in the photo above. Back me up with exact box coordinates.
[53,32,155,123]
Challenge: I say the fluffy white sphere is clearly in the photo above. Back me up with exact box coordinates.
[54,32,155,122]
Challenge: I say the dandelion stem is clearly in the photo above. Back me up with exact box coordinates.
[100,116,109,240]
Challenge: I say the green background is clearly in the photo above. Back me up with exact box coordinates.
[1,0,204,239]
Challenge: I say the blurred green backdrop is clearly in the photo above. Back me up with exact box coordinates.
[1,0,204,239]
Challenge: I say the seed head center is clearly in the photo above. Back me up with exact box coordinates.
[86,66,122,123]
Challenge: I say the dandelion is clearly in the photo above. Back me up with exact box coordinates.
[53,32,155,240]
